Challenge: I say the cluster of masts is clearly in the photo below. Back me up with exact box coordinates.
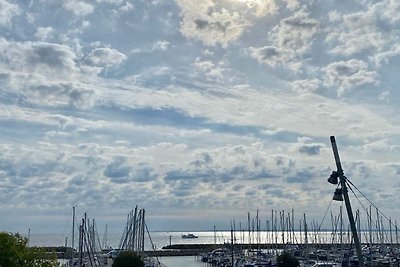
[75,212,103,267]
[214,207,399,248]
[117,206,157,253]
[66,206,160,267]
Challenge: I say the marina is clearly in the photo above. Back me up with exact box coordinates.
[27,137,400,266]
[33,227,400,267]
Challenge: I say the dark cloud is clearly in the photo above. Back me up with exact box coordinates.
[194,19,209,29]
[102,105,265,137]
[232,184,244,191]
[190,152,212,167]
[104,157,131,179]
[194,19,228,33]
[0,41,78,74]
[131,166,157,182]
[249,46,284,67]
[27,44,77,70]
[0,158,17,177]
[323,59,378,96]
[26,82,95,108]
[298,144,321,155]
[230,165,278,180]
[287,169,315,184]
[259,46,280,59]
[69,175,86,186]
[277,10,319,50]
[164,169,215,182]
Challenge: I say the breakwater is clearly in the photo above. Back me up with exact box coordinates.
[41,242,396,258]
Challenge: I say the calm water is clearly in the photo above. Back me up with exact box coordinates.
[59,256,206,267]
[28,230,358,249]
[159,256,206,267]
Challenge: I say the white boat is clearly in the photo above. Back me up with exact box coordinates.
[181,233,198,238]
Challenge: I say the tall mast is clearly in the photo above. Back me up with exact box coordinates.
[104,224,108,249]
[27,228,30,247]
[71,206,76,263]
[329,136,364,267]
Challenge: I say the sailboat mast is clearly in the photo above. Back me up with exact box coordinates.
[72,206,76,262]
[330,136,364,267]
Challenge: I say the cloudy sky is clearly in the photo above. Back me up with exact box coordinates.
[1,0,400,234]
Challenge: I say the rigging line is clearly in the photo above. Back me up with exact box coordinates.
[346,181,379,230]
[347,180,394,245]
[317,184,337,231]
[93,220,103,253]
[346,178,398,229]
[145,222,161,265]
[347,181,393,244]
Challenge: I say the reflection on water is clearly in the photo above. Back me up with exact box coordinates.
[158,256,206,267]
[28,230,362,249]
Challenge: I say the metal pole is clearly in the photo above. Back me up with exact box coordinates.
[214,225,216,249]
[330,136,364,267]
[27,228,30,247]
[141,209,145,252]
[72,206,76,263]
[79,221,83,267]
[231,226,234,267]
[65,237,68,259]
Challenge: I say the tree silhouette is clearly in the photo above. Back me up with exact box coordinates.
[277,251,300,267]
[112,251,145,267]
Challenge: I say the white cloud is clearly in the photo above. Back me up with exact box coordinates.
[64,0,94,16]
[237,0,278,17]
[96,0,124,4]
[326,9,387,56]
[192,57,224,80]
[292,79,321,93]
[0,39,79,75]
[377,0,400,24]
[1,0,400,233]
[371,43,400,68]
[87,47,127,67]
[282,0,300,10]
[175,0,277,47]
[120,1,134,12]
[322,59,378,96]
[152,41,170,51]
[272,9,319,54]
[248,9,319,71]
[0,39,98,108]
[176,0,247,47]
[34,27,54,41]
[0,0,20,27]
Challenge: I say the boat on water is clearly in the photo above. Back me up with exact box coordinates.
[181,233,198,239]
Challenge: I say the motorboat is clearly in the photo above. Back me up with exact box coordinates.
[181,233,198,238]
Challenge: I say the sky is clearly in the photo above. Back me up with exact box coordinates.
[1,0,400,235]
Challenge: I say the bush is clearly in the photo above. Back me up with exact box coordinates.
[277,251,300,267]
[0,232,59,267]
[112,251,145,267]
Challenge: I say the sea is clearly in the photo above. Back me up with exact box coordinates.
[29,231,235,267]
